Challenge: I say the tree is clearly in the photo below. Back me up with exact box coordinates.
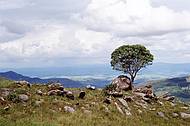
[111,44,154,89]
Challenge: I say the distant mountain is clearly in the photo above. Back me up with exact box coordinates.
[152,76,190,102]
[0,71,83,88]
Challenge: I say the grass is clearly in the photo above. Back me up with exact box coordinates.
[0,79,190,126]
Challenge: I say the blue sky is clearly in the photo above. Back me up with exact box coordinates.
[0,0,190,68]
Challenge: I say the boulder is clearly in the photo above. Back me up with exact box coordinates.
[0,88,12,97]
[15,81,31,87]
[107,91,123,97]
[134,84,154,98]
[48,90,64,96]
[172,113,179,118]
[103,97,112,104]
[163,96,175,102]
[66,91,74,100]
[36,90,43,96]
[124,96,134,102]
[118,98,131,110]
[180,112,190,119]
[111,75,131,91]
[86,85,96,90]
[64,106,75,113]
[48,83,64,91]
[78,91,85,99]
[157,112,165,118]
[18,94,29,102]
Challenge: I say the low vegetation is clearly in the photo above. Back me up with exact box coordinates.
[0,78,190,126]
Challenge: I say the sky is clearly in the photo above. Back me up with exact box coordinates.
[0,0,190,68]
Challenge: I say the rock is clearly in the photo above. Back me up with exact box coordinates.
[0,97,6,105]
[124,109,132,116]
[0,88,12,97]
[86,85,96,90]
[78,91,85,99]
[83,110,92,114]
[64,106,75,113]
[18,94,29,102]
[142,97,151,103]
[134,84,154,97]
[118,98,130,110]
[34,99,44,107]
[103,97,112,104]
[157,112,165,118]
[103,105,110,113]
[111,75,131,91]
[114,102,124,115]
[180,112,190,119]
[172,113,179,118]
[66,91,74,100]
[135,101,148,109]
[163,96,175,102]
[137,109,143,114]
[15,81,31,88]
[157,112,168,120]
[180,107,189,110]
[4,106,10,111]
[108,91,123,97]
[48,90,58,96]
[124,96,133,102]
[158,101,163,106]
[36,90,43,96]
[149,108,156,111]
[48,90,64,96]
[48,83,64,91]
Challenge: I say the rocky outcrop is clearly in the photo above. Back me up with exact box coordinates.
[64,106,75,113]
[18,94,29,102]
[111,75,132,91]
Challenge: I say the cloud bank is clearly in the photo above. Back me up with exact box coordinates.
[0,0,190,68]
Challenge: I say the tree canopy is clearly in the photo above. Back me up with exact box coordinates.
[111,44,154,87]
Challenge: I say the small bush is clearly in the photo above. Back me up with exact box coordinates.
[7,93,20,103]
[102,84,117,96]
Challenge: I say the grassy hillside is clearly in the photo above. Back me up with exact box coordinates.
[0,78,190,126]
[152,77,190,103]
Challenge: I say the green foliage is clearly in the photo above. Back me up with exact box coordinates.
[7,93,20,103]
[111,44,154,83]
[103,84,117,95]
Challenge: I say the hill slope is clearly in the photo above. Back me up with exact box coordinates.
[0,71,83,88]
[0,79,190,126]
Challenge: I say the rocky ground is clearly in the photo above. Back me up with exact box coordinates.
[0,77,190,126]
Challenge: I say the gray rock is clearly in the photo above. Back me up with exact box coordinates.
[180,112,190,119]
[66,91,74,100]
[118,98,131,110]
[78,91,85,99]
[0,88,12,97]
[124,96,133,102]
[83,110,92,114]
[114,102,124,115]
[36,90,43,96]
[64,106,75,113]
[163,96,175,102]
[137,109,143,114]
[18,94,29,102]
[111,75,131,91]
[157,112,168,120]
[86,85,96,90]
[103,97,112,104]
[34,99,44,107]
[172,113,179,118]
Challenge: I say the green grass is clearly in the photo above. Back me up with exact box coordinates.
[0,79,190,126]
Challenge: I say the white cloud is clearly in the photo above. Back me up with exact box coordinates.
[0,0,190,68]
[79,0,190,36]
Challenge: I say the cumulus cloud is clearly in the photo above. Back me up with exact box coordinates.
[0,0,190,68]
[79,0,190,37]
